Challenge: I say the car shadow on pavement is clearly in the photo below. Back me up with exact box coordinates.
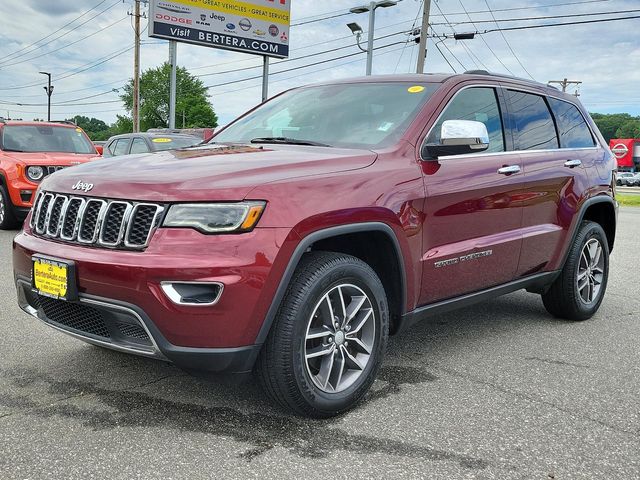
[0,291,562,470]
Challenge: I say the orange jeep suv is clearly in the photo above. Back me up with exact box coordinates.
[0,120,98,229]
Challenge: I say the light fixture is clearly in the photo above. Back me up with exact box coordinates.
[453,32,476,40]
[347,22,363,34]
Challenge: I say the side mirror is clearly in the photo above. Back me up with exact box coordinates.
[422,120,490,159]
[94,145,104,155]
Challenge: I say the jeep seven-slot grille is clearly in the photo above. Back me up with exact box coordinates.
[30,192,163,250]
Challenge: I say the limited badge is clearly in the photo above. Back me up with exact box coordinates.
[152,138,172,143]
[408,85,425,93]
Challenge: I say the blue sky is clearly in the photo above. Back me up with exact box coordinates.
[0,0,639,127]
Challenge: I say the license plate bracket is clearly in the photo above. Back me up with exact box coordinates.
[32,254,78,302]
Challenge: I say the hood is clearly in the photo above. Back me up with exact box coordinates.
[3,151,97,166]
[41,144,377,201]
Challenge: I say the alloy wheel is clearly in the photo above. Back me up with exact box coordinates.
[304,283,375,393]
[0,191,5,225]
[577,238,605,304]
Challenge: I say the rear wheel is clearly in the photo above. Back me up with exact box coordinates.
[0,185,19,230]
[257,251,388,418]
[542,221,609,321]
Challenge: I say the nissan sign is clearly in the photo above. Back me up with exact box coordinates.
[149,0,291,58]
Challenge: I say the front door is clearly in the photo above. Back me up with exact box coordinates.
[418,86,525,305]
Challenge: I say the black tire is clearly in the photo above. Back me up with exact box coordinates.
[257,251,389,418]
[0,185,19,230]
[542,221,609,321]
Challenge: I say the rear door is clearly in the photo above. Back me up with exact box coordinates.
[506,90,596,276]
[418,85,525,305]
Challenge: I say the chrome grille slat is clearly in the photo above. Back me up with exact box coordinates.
[30,192,162,250]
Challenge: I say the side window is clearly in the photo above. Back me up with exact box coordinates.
[112,138,130,156]
[130,138,149,154]
[547,98,595,148]
[508,90,558,150]
[427,87,505,154]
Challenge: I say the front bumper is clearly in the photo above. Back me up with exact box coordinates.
[13,225,294,372]
[15,279,261,373]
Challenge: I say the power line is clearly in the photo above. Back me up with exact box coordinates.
[0,0,121,67]
[431,8,640,26]
[205,41,408,90]
[0,0,111,63]
[482,0,534,80]
[395,0,424,73]
[196,30,409,78]
[0,15,128,68]
[430,0,615,17]
[467,13,640,35]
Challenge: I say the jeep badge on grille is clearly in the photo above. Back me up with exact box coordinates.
[71,181,94,193]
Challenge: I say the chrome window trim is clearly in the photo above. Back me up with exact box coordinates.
[419,83,604,162]
[98,201,133,247]
[124,203,164,249]
[160,281,225,307]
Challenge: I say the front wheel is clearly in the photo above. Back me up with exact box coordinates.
[257,251,389,418]
[542,221,609,321]
[0,185,19,230]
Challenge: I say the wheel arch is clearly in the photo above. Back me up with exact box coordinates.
[254,222,407,345]
[580,197,616,253]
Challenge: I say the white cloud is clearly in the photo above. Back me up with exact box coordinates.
[0,0,638,127]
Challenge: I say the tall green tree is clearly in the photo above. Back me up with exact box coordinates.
[67,115,110,140]
[121,63,218,131]
[591,113,638,142]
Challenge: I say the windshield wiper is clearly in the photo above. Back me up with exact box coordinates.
[2,148,25,152]
[250,137,331,147]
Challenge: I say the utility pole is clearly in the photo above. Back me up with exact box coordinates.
[416,0,432,73]
[548,78,582,96]
[129,0,145,132]
[39,72,53,121]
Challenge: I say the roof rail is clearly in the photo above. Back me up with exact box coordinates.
[462,69,557,89]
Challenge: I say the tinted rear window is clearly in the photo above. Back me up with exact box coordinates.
[508,91,559,151]
[547,98,595,148]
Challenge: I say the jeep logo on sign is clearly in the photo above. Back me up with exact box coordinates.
[71,181,94,193]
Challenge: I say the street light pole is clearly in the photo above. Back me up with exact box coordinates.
[366,2,376,75]
[349,1,400,76]
[39,72,53,122]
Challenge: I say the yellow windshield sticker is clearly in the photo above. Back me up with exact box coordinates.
[152,138,173,143]
[75,128,82,132]
[408,85,425,93]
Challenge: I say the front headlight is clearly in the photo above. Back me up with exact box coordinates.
[162,201,266,233]
[26,166,45,182]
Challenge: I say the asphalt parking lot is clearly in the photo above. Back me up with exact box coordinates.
[1,210,638,479]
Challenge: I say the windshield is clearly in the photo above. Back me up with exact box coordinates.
[213,82,438,149]
[1,125,95,154]
[152,136,202,151]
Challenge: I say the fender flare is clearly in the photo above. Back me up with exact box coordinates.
[254,222,407,345]
[559,195,617,268]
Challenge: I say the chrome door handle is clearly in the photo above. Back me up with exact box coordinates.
[564,159,582,168]
[497,165,521,175]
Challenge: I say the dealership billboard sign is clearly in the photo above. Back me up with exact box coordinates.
[149,0,291,58]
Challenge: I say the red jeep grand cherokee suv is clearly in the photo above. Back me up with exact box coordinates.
[13,72,617,417]
[0,120,98,229]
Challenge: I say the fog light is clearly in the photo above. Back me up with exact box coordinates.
[161,282,223,306]
[20,190,33,202]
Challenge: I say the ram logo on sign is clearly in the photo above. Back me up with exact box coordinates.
[149,0,291,58]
